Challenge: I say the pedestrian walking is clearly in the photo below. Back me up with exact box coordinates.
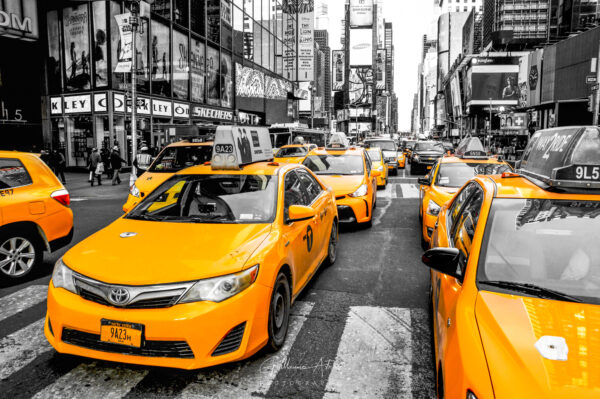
[88,148,103,186]
[100,147,112,178]
[110,146,126,185]
[40,149,52,166]
[133,146,153,177]
[52,150,67,184]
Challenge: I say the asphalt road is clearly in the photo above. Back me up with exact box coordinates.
[0,167,436,399]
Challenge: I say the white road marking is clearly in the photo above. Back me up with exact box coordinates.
[323,307,413,398]
[0,285,47,323]
[177,301,314,399]
[0,319,51,380]
[70,198,88,202]
[400,184,420,198]
[32,362,148,399]
[378,183,398,200]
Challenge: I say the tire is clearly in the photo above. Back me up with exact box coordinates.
[324,221,338,266]
[437,365,444,399]
[0,229,43,282]
[266,272,291,352]
[421,232,429,251]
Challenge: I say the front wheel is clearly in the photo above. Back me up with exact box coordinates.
[324,222,338,266]
[266,272,291,352]
[0,231,42,282]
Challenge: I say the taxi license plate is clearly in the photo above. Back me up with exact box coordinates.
[427,165,432,170]
[100,319,143,348]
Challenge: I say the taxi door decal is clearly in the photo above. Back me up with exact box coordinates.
[304,225,314,252]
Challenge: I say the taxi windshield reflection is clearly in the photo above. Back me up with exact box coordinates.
[435,163,511,188]
[303,155,364,175]
[276,147,307,157]
[478,198,600,304]
[127,174,277,223]
[148,146,213,173]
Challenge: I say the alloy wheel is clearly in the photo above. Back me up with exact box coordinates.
[0,237,36,277]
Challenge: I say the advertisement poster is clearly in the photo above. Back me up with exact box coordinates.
[64,5,91,90]
[350,0,373,28]
[236,63,265,98]
[114,13,132,73]
[467,61,520,105]
[349,67,373,105]
[92,2,107,87]
[151,19,171,95]
[46,10,62,93]
[349,29,372,67]
[265,76,288,100]
[297,0,314,82]
[207,46,220,105]
[282,1,296,81]
[221,53,233,108]
[450,74,462,117]
[517,55,529,108]
[332,50,345,91]
[375,49,386,90]
[172,30,189,99]
[190,38,205,103]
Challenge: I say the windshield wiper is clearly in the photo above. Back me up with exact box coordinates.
[479,280,582,303]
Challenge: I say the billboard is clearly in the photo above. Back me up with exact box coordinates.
[350,0,373,27]
[349,67,373,105]
[450,74,462,117]
[332,50,345,91]
[466,58,520,106]
[297,0,314,81]
[235,63,265,98]
[349,29,372,66]
[375,49,386,90]
[298,81,311,112]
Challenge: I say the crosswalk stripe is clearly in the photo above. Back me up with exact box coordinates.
[378,183,398,200]
[32,362,148,399]
[399,184,420,198]
[323,307,414,398]
[0,318,52,380]
[177,301,314,399]
[0,285,47,323]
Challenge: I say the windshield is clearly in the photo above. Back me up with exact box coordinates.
[366,141,396,151]
[126,174,277,223]
[303,155,364,175]
[435,163,510,188]
[478,199,600,304]
[404,141,416,150]
[414,142,444,152]
[366,149,382,162]
[276,146,307,157]
[148,146,213,173]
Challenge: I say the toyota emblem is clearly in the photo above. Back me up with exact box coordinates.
[108,288,130,305]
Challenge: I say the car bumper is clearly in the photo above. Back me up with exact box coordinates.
[397,159,406,168]
[422,212,437,244]
[335,196,371,224]
[386,162,398,169]
[376,174,386,187]
[45,281,271,370]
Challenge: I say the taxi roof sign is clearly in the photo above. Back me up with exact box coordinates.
[327,132,350,150]
[211,126,273,170]
[455,137,488,159]
[518,126,600,190]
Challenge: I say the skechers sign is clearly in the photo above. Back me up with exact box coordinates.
[0,0,39,41]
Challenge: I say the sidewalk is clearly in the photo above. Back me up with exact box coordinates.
[61,172,131,200]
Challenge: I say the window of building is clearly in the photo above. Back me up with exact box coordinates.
[174,0,188,27]
[92,2,108,88]
[221,52,233,108]
[190,37,206,103]
[151,0,171,19]
[151,19,171,96]
[46,10,62,93]
[206,46,220,105]
[190,0,205,35]
[207,0,220,43]
[172,29,189,100]
[63,4,92,91]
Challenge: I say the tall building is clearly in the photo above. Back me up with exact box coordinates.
[384,22,394,93]
[315,0,330,30]
[556,0,600,37]
[438,0,483,13]
[483,0,552,48]
[314,29,332,118]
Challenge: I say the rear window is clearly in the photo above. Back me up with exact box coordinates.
[0,158,33,189]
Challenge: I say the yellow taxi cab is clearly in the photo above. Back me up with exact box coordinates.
[0,151,73,282]
[418,137,511,248]
[365,147,388,188]
[273,143,317,164]
[45,126,339,370]
[123,139,213,212]
[302,136,380,227]
[422,126,600,399]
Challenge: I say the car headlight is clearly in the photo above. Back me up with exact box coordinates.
[427,200,441,216]
[179,265,259,303]
[413,154,420,161]
[52,258,77,294]
[129,183,140,198]
[467,391,478,399]
[377,166,384,172]
[349,184,368,198]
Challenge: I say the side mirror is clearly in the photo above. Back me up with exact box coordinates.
[371,170,381,177]
[421,247,462,280]
[287,205,316,223]
[418,177,430,186]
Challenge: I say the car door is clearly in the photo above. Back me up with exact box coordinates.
[363,151,377,208]
[281,170,313,296]
[296,169,330,267]
[0,157,37,225]
[433,184,484,371]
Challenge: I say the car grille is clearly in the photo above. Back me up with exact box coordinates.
[73,276,193,309]
[212,322,246,356]
[337,205,356,223]
[61,328,194,359]
[335,195,346,200]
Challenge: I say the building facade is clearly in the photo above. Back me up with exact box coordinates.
[314,29,331,119]
[438,0,483,13]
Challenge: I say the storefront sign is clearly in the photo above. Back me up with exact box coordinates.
[94,93,107,112]
[192,105,233,121]
[152,99,172,117]
[238,111,262,126]
[63,94,91,114]
[50,97,63,115]
[113,93,150,115]
[173,102,190,119]
[0,0,39,40]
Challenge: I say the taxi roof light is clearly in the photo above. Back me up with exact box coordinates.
[326,132,350,150]
[518,126,600,191]
[454,137,488,160]
[210,126,274,170]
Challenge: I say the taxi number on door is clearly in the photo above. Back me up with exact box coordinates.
[100,319,143,347]
[215,144,234,153]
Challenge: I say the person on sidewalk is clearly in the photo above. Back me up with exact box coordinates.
[52,150,67,184]
[110,146,126,185]
[133,146,153,177]
[88,148,103,186]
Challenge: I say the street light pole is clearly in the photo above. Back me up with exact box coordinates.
[130,10,138,179]
[310,84,314,129]
[488,97,493,150]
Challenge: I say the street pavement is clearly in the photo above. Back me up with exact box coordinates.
[0,168,436,399]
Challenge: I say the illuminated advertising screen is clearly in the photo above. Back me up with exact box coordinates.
[349,29,372,67]
[349,67,373,105]
[350,0,373,27]
[466,58,520,106]
[332,50,345,91]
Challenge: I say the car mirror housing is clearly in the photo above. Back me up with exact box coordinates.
[287,205,316,223]
[371,170,381,177]
[421,247,462,280]
[418,177,431,185]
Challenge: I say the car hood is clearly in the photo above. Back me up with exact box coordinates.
[274,156,305,164]
[135,172,175,195]
[475,291,600,398]
[430,185,458,205]
[63,219,272,285]
[316,175,364,196]
[414,151,444,157]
